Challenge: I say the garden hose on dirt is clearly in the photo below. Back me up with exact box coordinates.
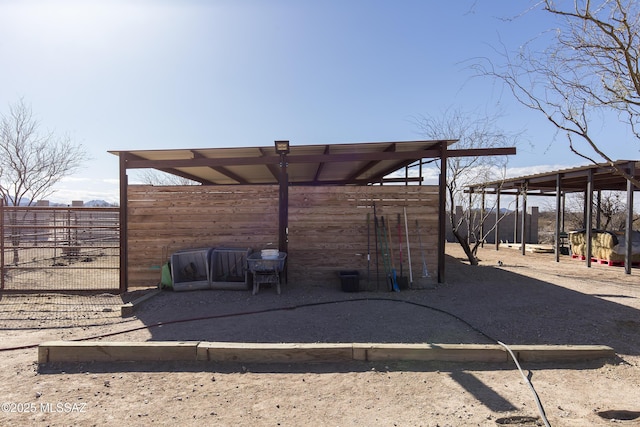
[499,341,552,427]
[0,297,497,351]
[1,297,552,425]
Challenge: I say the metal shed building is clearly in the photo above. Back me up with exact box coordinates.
[110,140,515,292]
[468,160,639,274]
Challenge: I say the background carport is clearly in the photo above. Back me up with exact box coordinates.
[468,160,639,274]
[110,140,515,291]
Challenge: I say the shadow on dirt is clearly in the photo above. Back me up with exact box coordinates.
[123,254,640,356]
[38,356,613,376]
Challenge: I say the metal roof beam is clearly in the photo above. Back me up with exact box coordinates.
[123,147,516,170]
[346,143,398,183]
[192,150,249,185]
[123,152,214,185]
[313,145,330,183]
[258,147,280,181]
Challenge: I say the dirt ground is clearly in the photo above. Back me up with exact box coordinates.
[1,243,639,427]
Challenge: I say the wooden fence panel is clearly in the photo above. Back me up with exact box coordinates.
[127,185,439,289]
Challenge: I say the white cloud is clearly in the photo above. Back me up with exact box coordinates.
[505,164,581,178]
[60,176,93,183]
[48,177,120,205]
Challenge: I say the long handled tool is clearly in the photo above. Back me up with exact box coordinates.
[366,212,371,290]
[403,207,413,287]
[397,213,403,281]
[383,216,400,292]
[373,203,380,290]
[416,219,429,277]
[375,214,391,291]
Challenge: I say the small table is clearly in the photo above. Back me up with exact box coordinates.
[247,252,287,295]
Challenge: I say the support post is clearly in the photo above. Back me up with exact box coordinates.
[119,153,129,293]
[521,183,527,255]
[467,190,472,245]
[596,190,602,229]
[555,174,562,262]
[513,194,519,245]
[562,192,566,232]
[276,141,289,256]
[625,162,635,275]
[437,142,448,284]
[480,191,485,248]
[495,189,500,251]
[585,169,594,268]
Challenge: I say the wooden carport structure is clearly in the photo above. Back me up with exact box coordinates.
[468,160,639,274]
[110,140,516,292]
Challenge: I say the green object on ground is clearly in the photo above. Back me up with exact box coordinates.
[160,262,173,289]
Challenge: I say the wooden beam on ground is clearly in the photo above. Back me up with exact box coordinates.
[197,342,354,363]
[354,344,507,362]
[505,345,615,362]
[120,288,162,317]
[38,342,615,365]
[38,341,199,363]
[354,344,614,363]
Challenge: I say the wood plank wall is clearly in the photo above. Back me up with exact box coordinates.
[127,185,439,289]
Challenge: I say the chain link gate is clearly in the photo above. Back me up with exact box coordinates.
[1,203,120,292]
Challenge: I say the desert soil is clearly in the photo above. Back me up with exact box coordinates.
[0,243,639,427]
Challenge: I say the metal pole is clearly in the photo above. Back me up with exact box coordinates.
[278,151,289,256]
[596,190,602,229]
[480,191,485,248]
[495,189,500,251]
[467,190,472,245]
[119,153,129,293]
[625,162,635,275]
[514,194,519,245]
[585,169,594,268]
[555,174,562,262]
[521,184,527,256]
[437,142,447,284]
[561,192,566,232]
[279,157,288,252]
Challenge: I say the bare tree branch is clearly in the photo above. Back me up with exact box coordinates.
[1,99,90,264]
[472,0,640,188]
[414,107,520,265]
[0,99,89,206]
[135,169,199,186]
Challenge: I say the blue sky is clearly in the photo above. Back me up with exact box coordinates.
[0,0,634,204]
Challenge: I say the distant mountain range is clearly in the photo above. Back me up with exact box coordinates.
[84,200,118,207]
[10,199,117,207]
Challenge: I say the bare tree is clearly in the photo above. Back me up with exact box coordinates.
[474,0,640,187]
[415,108,520,265]
[135,169,199,186]
[564,191,640,230]
[1,99,89,264]
[0,99,89,206]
